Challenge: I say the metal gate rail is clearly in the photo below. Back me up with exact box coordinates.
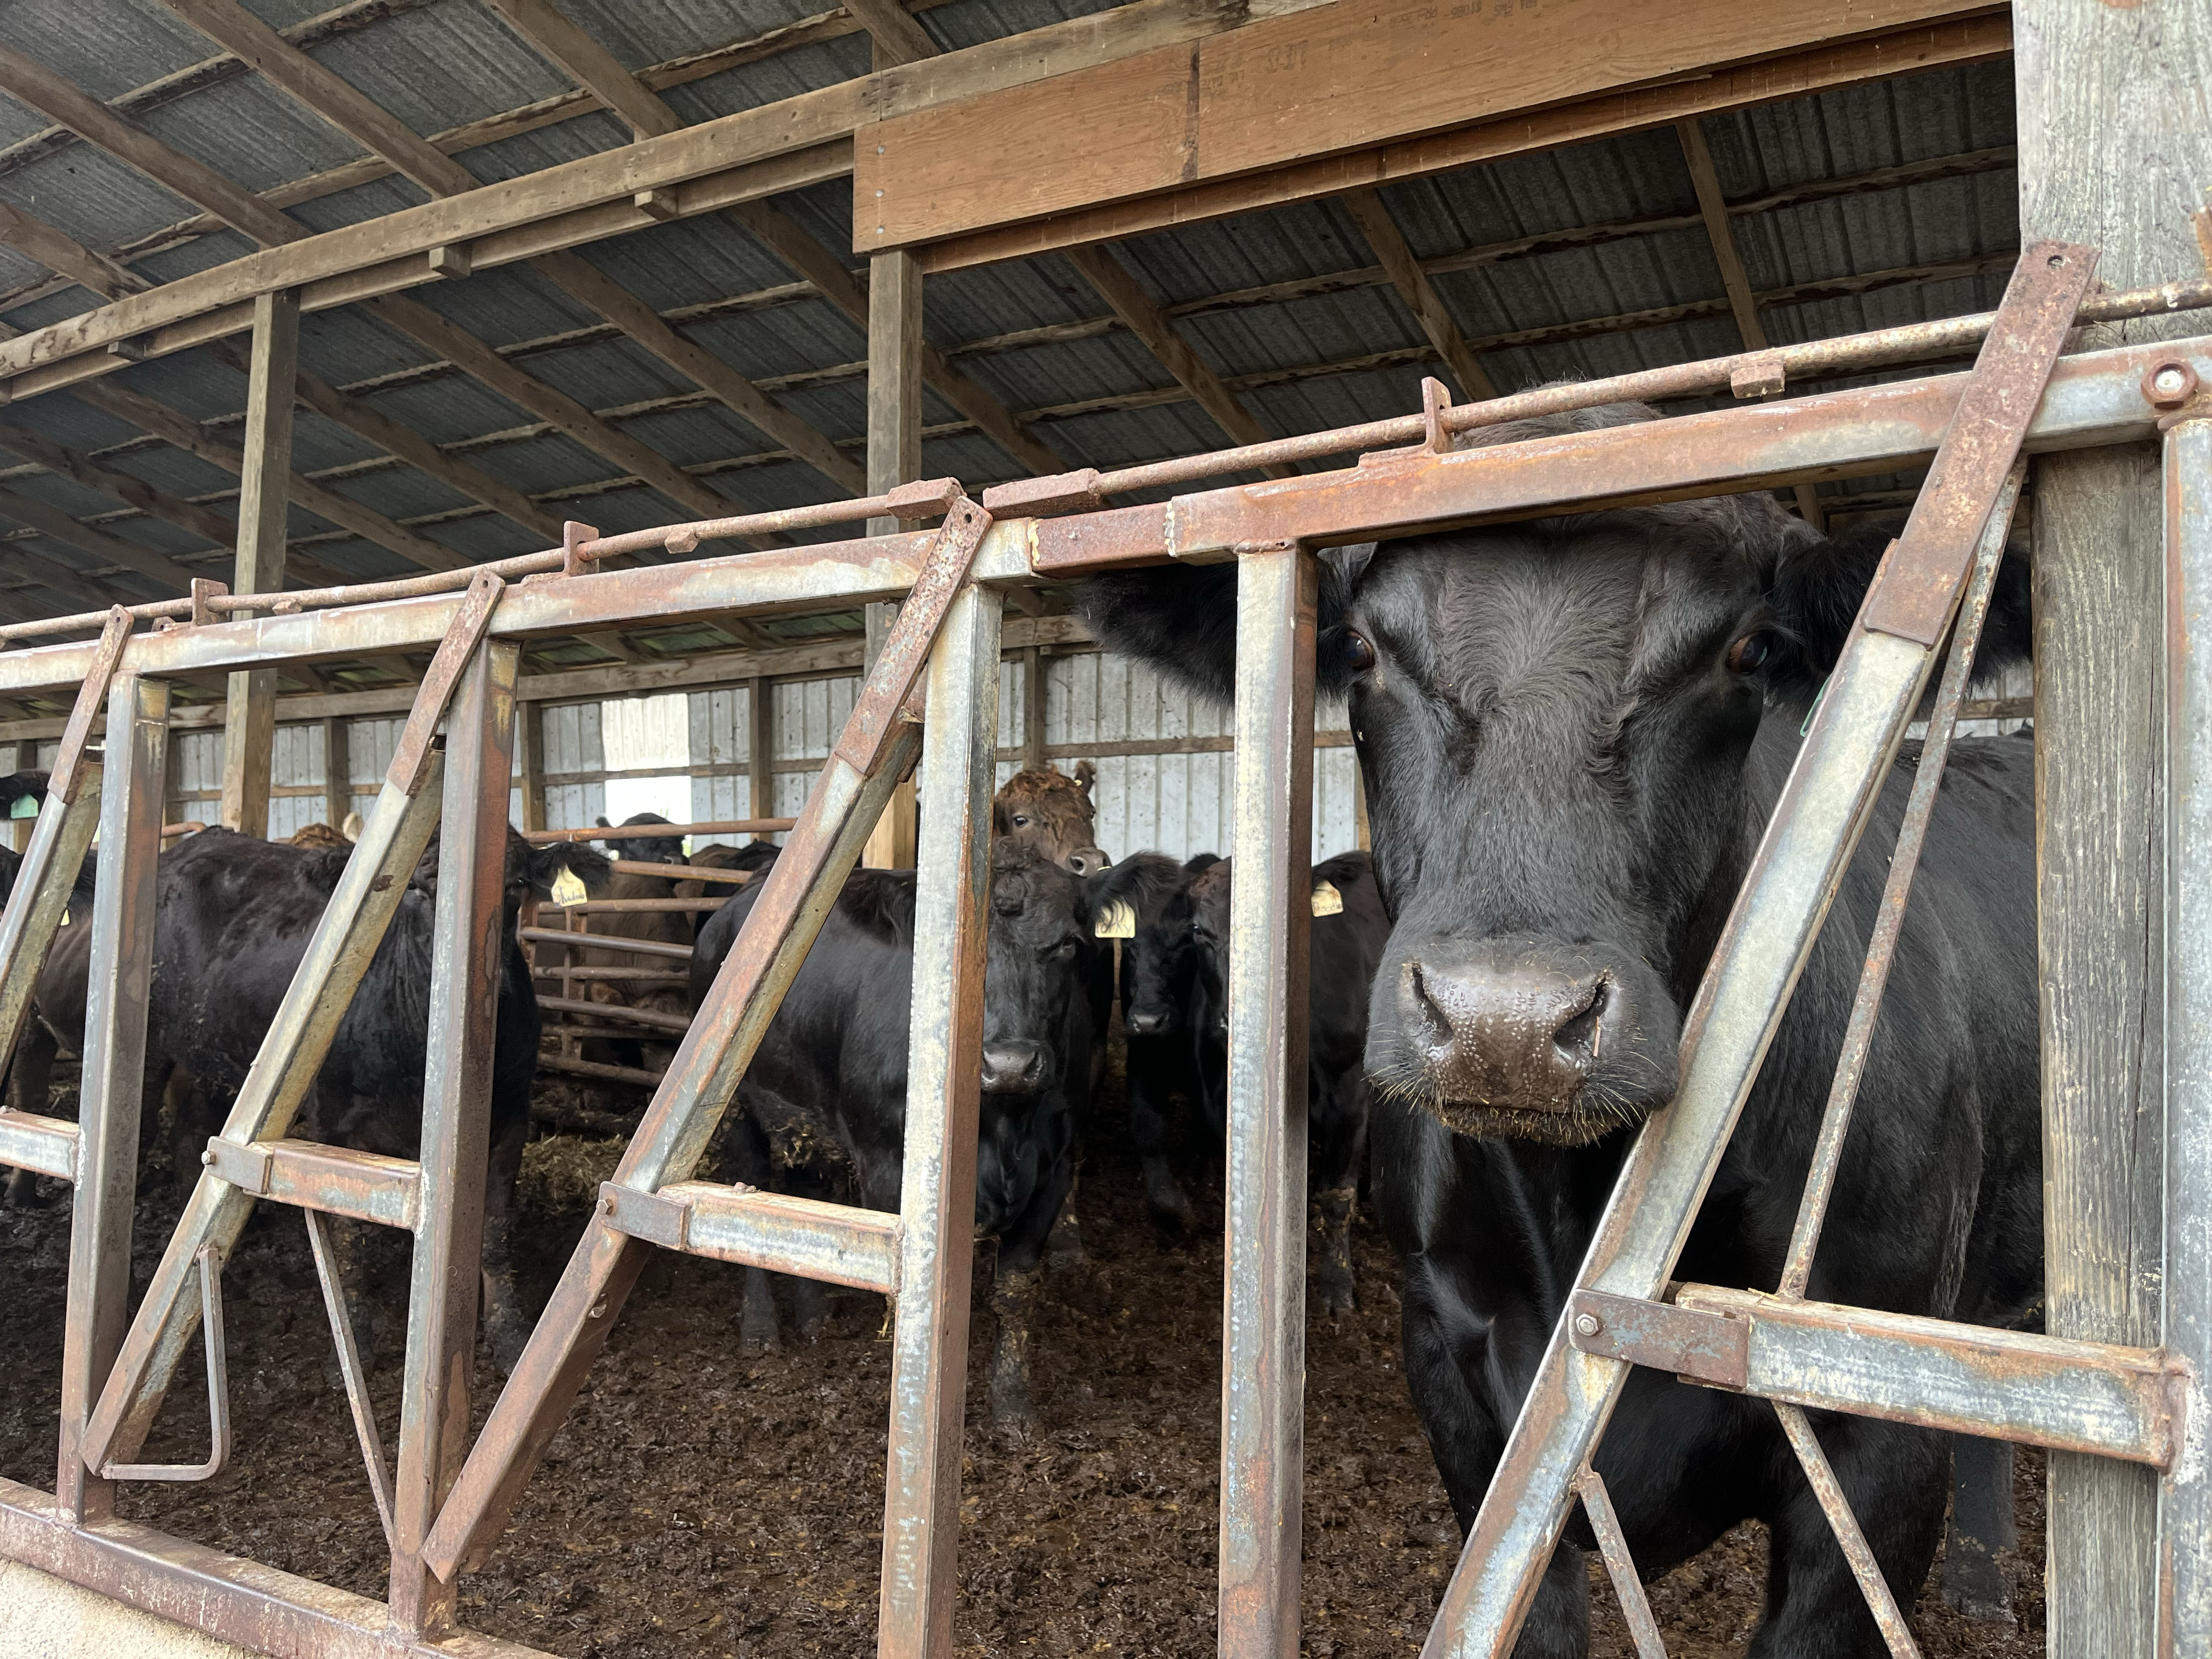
[0,278,2202,1658]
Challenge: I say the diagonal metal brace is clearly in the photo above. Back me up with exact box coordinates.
[420,496,994,1583]
[1422,240,2099,1659]
[80,573,507,1480]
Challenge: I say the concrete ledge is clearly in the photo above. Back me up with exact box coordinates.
[0,1558,256,1659]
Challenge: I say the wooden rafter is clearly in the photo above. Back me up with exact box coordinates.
[160,0,861,498]
[1675,116,1824,524]
[843,0,939,67]
[0,481,198,592]
[1338,189,1498,402]
[1063,244,1290,473]
[71,379,470,572]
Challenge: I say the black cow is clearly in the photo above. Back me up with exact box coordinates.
[1078,401,2040,1657]
[692,839,1100,1423]
[1185,851,1390,1312]
[21,824,610,1371]
[1085,851,1220,1236]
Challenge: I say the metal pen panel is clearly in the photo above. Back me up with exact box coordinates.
[54,673,168,1525]
[880,579,1002,1659]
[1218,545,1317,1659]
[392,637,521,1639]
[2159,408,2212,1654]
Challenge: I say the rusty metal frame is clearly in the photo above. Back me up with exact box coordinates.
[0,271,2205,1659]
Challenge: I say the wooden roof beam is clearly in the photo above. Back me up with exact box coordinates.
[1063,244,1291,476]
[842,0,939,67]
[0,481,198,592]
[1675,117,1823,525]
[160,0,859,500]
[1339,189,1498,402]
[71,379,471,572]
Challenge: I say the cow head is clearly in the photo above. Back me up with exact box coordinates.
[414,827,613,929]
[597,812,686,868]
[981,839,1095,1095]
[994,763,1110,876]
[1079,400,2033,1147]
[1086,851,1205,1037]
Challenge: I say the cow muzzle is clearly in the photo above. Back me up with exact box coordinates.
[1124,1006,1172,1037]
[980,1041,1051,1094]
[1065,845,1111,877]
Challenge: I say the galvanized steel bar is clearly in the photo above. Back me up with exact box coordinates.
[598,1181,900,1294]
[54,670,167,1523]
[1572,1469,1666,1659]
[879,578,1002,1659]
[1772,1402,1923,1658]
[1218,543,1317,1659]
[1777,459,2027,1300]
[421,501,992,1583]
[0,1108,76,1180]
[391,636,521,1640]
[96,1248,233,1487]
[304,1208,398,1551]
[2159,409,2212,1655]
[200,1137,424,1232]
[1573,1284,2183,1464]
[1422,243,2097,1659]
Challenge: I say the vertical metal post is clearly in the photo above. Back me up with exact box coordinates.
[2159,410,2212,1655]
[390,637,520,1637]
[878,580,1002,1659]
[57,674,168,1523]
[1218,544,1316,1659]
[220,287,299,839]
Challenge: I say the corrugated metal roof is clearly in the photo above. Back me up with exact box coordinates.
[0,1,2033,700]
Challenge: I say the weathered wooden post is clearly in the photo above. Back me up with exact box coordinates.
[865,248,924,869]
[218,287,298,839]
[2016,3,2212,1652]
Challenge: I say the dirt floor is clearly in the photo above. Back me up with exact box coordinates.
[0,1058,2045,1659]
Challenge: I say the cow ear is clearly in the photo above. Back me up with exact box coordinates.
[1076,547,1376,704]
[1073,759,1096,797]
[528,843,613,898]
[1765,511,2033,708]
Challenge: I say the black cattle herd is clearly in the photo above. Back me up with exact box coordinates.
[1,406,2040,1655]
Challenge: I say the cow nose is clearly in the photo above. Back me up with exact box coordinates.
[1400,957,1610,1113]
[980,1041,1049,1094]
[1125,1008,1169,1037]
[1067,845,1110,877]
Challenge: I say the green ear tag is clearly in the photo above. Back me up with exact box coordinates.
[9,795,37,819]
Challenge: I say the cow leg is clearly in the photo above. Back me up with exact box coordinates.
[478,1104,533,1376]
[1752,1415,1947,1659]
[1402,1260,1590,1658]
[1045,1166,1085,1272]
[1307,1074,1368,1315]
[1127,1047,1195,1239]
[1936,1435,2015,1623]
[988,1146,1075,1429]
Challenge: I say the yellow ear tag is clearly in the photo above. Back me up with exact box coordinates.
[1310,880,1344,917]
[551,867,588,907]
[1094,898,1136,939]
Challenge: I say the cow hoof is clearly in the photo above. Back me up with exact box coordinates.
[989,1376,1036,1432]
[739,1305,782,1352]
[1313,1274,1358,1317]
[1144,1190,1196,1242]
[1045,1211,1085,1273]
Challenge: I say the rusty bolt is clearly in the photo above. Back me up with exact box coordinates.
[600,1193,617,1214]
[588,1295,608,1320]
[2144,360,2199,410]
[1572,1311,1602,1339]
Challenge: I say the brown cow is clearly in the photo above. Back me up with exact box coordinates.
[993,761,1109,874]
[286,822,351,850]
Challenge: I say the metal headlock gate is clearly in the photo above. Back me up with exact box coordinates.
[0,242,2207,1659]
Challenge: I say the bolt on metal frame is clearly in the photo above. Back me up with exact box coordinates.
[0,269,2202,1659]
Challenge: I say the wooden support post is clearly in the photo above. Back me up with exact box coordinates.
[2015,4,2212,1656]
[747,675,774,831]
[219,288,298,839]
[320,714,347,834]
[865,249,924,870]
[518,700,546,833]
[1023,645,1046,773]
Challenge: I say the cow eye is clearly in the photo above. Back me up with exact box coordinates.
[1012,814,1030,827]
[1342,629,1376,674]
[1048,936,1079,960]
[1726,631,1775,674]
